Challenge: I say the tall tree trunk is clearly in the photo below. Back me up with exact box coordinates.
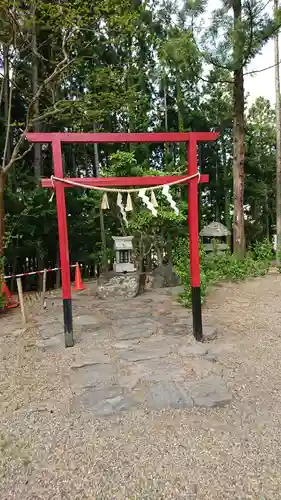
[274,0,281,259]
[126,37,134,154]
[176,79,185,166]
[215,146,220,222]
[198,143,203,229]
[222,133,231,247]
[163,78,169,169]
[0,173,5,257]
[32,4,41,180]
[55,247,60,289]
[232,0,245,257]
[32,4,43,289]
[94,131,108,274]
[3,44,11,165]
[1,44,10,261]
[265,185,270,239]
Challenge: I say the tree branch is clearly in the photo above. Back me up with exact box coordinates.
[30,100,72,123]
[2,75,13,169]
[2,29,78,175]
[242,1,254,67]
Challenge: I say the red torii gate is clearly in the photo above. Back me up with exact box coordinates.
[26,131,218,347]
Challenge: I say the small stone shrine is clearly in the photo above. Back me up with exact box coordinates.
[112,236,135,273]
[200,221,230,254]
[98,236,144,299]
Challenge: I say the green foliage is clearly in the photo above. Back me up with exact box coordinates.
[173,238,273,307]
[276,247,281,274]
[0,0,278,289]
[203,1,280,70]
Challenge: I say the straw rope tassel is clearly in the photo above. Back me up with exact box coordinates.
[150,190,158,208]
[101,192,109,210]
[125,192,133,212]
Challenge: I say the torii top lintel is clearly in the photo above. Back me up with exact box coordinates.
[25,131,219,144]
[26,131,218,187]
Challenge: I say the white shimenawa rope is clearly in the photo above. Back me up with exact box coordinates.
[50,172,200,223]
[50,172,200,193]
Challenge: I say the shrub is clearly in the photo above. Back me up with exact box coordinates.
[173,238,272,307]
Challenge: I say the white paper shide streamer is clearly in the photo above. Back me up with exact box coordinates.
[150,191,158,208]
[138,189,157,216]
[117,192,128,226]
[162,185,179,216]
[101,193,109,210]
[125,193,133,212]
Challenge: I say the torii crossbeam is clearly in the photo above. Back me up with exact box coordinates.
[26,131,219,347]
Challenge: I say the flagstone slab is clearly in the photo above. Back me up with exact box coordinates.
[187,377,232,408]
[146,381,193,410]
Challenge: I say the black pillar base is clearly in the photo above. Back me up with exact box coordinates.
[63,298,74,347]
[191,286,203,342]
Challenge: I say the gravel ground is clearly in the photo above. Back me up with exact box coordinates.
[1,273,281,499]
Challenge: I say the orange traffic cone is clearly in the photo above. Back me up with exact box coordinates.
[73,263,86,291]
[1,281,19,309]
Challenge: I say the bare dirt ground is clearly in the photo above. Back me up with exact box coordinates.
[1,272,281,499]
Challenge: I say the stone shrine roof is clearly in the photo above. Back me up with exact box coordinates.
[112,236,133,250]
[200,222,230,238]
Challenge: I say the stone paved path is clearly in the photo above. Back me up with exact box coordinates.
[37,287,232,415]
[2,274,281,499]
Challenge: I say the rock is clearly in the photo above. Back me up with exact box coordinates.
[208,343,234,355]
[115,315,152,326]
[120,345,171,362]
[97,271,142,299]
[187,377,232,408]
[151,272,165,288]
[179,342,208,358]
[70,363,117,389]
[72,386,138,416]
[203,326,217,341]
[72,385,122,409]
[72,350,111,366]
[12,328,26,337]
[79,326,104,336]
[74,315,105,327]
[152,263,181,289]
[39,322,63,339]
[118,374,141,391]
[171,285,185,295]
[115,320,156,340]
[127,359,186,383]
[146,381,193,409]
[112,340,141,350]
[163,322,192,337]
[94,395,138,416]
[37,335,64,351]
[204,353,218,363]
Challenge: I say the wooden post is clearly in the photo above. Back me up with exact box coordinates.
[16,277,26,324]
[41,268,47,306]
